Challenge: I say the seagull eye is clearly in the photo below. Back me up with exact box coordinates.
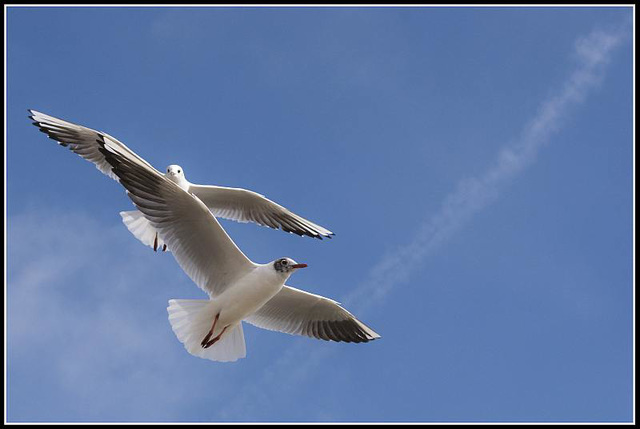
[177,169,181,174]
[281,260,288,265]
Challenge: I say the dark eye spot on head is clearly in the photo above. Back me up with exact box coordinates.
[274,259,288,273]
[178,169,181,173]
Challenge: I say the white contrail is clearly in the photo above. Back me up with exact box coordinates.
[221,23,629,419]
[341,24,629,315]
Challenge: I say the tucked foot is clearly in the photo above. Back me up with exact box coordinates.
[201,312,220,348]
[203,326,228,349]
[153,232,158,252]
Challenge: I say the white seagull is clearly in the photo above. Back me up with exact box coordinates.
[29,110,334,252]
[29,110,380,362]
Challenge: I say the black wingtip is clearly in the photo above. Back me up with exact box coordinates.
[308,232,335,240]
[27,109,38,122]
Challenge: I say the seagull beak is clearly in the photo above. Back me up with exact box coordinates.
[291,263,308,269]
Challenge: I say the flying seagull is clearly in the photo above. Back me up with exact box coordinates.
[28,109,379,361]
[92,126,378,361]
[28,110,334,251]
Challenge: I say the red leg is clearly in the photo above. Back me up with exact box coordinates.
[201,313,220,347]
[203,325,228,349]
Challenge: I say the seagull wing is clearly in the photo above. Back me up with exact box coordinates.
[190,184,334,240]
[98,138,256,297]
[29,110,160,181]
[243,285,380,343]
[29,110,334,241]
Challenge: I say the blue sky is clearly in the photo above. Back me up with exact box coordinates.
[6,6,634,423]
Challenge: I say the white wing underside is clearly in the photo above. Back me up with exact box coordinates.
[97,136,256,297]
[120,185,335,251]
[190,185,334,240]
[244,285,380,343]
[30,110,334,245]
[29,110,160,181]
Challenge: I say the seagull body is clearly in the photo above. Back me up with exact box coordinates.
[29,110,380,362]
[170,261,303,361]
[29,110,334,250]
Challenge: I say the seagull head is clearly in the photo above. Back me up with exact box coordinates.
[165,165,190,189]
[273,257,307,275]
[165,164,185,180]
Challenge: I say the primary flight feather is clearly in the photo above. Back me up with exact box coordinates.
[29,110,334,247]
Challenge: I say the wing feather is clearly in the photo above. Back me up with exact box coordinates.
[189,184,334,240]
[29,110,160,181]
[97,137,256,297]
[244,285,380,343]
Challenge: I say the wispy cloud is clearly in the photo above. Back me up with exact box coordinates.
[342,23,629,316]
[220,23,630,419]
[7,210,203,421]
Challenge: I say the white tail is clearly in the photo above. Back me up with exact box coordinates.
[120,210,168,252]
[167,299,247,362]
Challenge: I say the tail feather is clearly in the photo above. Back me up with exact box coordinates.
[167,299,246,362]
[120,210,168,251]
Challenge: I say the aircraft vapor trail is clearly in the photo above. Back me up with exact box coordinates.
[220,23,629,420]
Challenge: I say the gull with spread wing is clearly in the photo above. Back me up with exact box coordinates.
[28,110,379,362]
[101,125,379,361]
[29,110,334,251]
